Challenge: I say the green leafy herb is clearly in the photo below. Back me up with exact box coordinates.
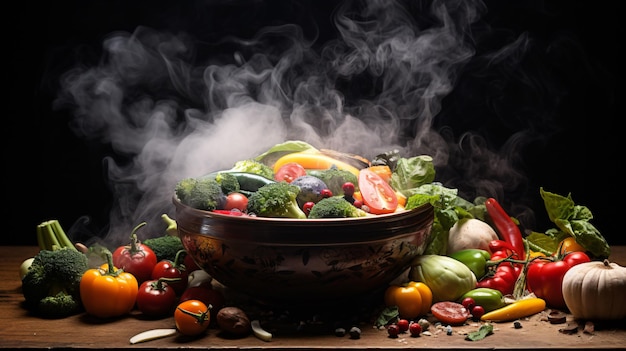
[465,323,494,341]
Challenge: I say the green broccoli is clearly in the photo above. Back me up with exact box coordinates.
[175,177,227,211]
[229,159,274,180]
[246,182,307,219]
[143,235,184,262]
[21,247,89,318]
[308,168,359,196]
[307,196,368,219]
[215,171,241,194]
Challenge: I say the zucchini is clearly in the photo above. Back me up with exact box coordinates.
[203,171,275,196]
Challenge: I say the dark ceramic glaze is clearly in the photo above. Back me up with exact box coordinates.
[174,197,434,303]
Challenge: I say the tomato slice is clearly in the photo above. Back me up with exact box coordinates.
[274,162,307,183]
[430,301,471,325]
[358,168,398,214]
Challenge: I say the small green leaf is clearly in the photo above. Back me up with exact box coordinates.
[465,323,494,341]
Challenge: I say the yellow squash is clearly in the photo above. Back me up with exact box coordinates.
[480,297,546,322]
[272,151,361,177]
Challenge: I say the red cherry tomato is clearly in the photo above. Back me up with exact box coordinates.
[112,223,158,284]
[397,319,410,333]
[224,192,248,211]
[471,305,486,320]
[179,284,225,324]
[430,301,471,325]
[274,162,307,183]
[136,278,178,317]
[409,322,422,337]
[358,168,398,214]
[152,257,189,296]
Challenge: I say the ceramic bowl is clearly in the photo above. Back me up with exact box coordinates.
[173,196,434,304]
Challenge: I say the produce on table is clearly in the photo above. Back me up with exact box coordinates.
[409,255,477,302]
[459,288,507,313]
[251,319,272,342]
[430,301,471,325]
[485,197,526,260]
[151,250,189,296]
[224,192,249,211]
[447,218,499,254]
[80,253,138,318]
[526,250,591,309]
[21,219,89,318]
[111,222,158,284]
[179,279,225,325]
[129,328,177,345]
[143,234,184,263]
[476,240,524,296]
[448,248,491,280]
[216,306,251,337]
[307,196,368,219]
[136,277,179,318]
[174,299,211,336]
[561,259,626,320]
[245,182,307,219]
[384,281,433,319]
[480,297,546,322]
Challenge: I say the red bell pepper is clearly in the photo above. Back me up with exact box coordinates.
[485,198,525,260]
[526,251,591,308]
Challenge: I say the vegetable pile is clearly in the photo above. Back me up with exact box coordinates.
[18,140,623,343]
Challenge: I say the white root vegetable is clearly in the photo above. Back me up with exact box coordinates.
[447,218,498,254]
[129,328,177,344]
[251,320,272,342]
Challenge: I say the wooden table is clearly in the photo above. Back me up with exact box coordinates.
[1,246,624,350]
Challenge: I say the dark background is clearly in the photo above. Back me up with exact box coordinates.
[6,1,622,246]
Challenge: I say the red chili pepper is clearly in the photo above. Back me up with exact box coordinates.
[488,239,519,257]
[485,198,525,259]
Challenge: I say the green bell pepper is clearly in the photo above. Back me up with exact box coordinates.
[460,287,507,312]
[449,249,491,279]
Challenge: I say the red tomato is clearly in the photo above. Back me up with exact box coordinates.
[526,251,591,308]
[358,168,398,214]
[179,284,225,324]
[136,278,178,317]
[224,192,248,211]
[152,259,189,296]
[175,300,211,336]
[274,162,307,183]
[112,225,158,284]
[430,301,471,325]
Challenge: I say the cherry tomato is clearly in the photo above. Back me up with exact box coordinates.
[409,322,422,337]
[342,182,355,197]
[397,319,409,333]
[179,284,225,324]
[320,188,333,198]
[174,300,211,336]
[430,301,471,326]
[387,324,400,338]
[224,192,248,211]
[112,223,158,284]
[471,305,486,320]
[152,256,189,296]
[302,201,315,216]
[136,278,178,317]
[461,297,476,311]
[358,168,398,214]
[274,162,307,183]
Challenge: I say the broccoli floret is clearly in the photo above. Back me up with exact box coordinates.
[307,196,368,219]
[21,247,89,318]
[143,235,185,262]
[230,159,274,180]
[175,177,227,211]
[246,182,307,219]
[215,172,241,194]
[308,168,359,196]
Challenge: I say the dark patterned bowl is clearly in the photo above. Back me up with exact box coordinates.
[173,196,434,304]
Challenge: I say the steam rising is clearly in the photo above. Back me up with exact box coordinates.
[55,0,535,245]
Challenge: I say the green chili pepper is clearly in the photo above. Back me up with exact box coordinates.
[460,288,507,312]
[449,249,491,279]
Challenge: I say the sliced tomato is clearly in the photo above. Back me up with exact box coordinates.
[274,162,307,183]
[358,168,398,214]
[430,301,471,325]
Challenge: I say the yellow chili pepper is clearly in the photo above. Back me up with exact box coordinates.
[272,152,361,177]
[480,297,546,322]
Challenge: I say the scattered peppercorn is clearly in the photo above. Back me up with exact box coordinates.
[349,326,361,339]
[513,321,522,329]
[334,327,346,337]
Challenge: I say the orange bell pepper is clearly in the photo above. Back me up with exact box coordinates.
[80,254,138,318]
[384,281,433,319]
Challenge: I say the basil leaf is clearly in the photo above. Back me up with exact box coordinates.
[465,323,494,341]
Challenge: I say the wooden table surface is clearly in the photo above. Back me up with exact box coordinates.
[1,245,624,350]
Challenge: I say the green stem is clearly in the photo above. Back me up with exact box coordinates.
[161,214,178,236]
[51,220,76,250]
